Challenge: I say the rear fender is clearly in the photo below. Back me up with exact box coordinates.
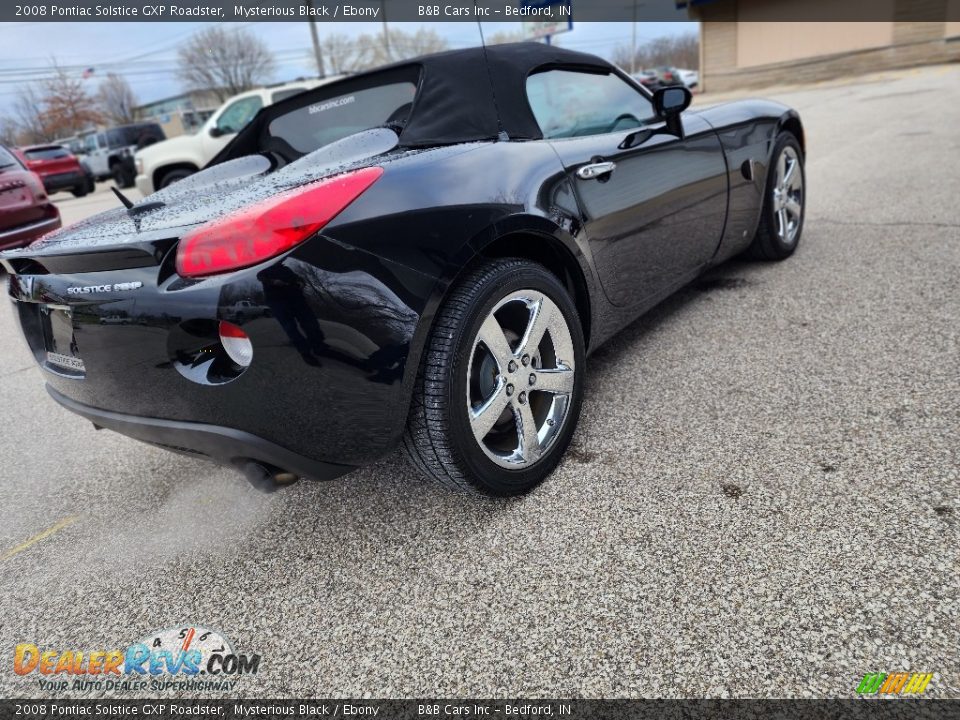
[394,213,599,429]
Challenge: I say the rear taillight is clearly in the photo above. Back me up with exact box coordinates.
[175,166,383,278]
[219,321,253,367]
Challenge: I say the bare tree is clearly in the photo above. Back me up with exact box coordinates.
[0,60,102,144]
[0,115,19,145]
[486,30,525,45]
[316,32,367,75]
[178,27,276,102]
[391,28,449,59]
[41,61,102,137]
[613,32,700,73]
[98,73,138,125]
[310,28,451,76]
[9,85,54,144]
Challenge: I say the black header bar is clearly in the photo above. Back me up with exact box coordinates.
[2,0,959,23]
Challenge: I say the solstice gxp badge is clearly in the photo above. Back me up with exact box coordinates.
[14,624,262,693]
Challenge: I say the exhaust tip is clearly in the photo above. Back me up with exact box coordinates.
[237,461,299,493]
[272,471,299,487]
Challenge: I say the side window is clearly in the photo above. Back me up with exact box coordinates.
[526,69,657,139]
[0,146,22,168]
[216,96,264,134]
[96,133,107,149]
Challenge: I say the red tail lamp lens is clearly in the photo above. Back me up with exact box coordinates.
[219,321,253,368]
[175,166,384,278]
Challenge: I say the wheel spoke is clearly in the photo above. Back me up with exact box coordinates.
[514,402,540,463]
[534,367,575,395]
[469,379,510,442]
[787,172,803,193]
[785,197,802,220]
[518,296,553,358]
[777,208,788,238]
[477,314,513,368]
[782,158,796,189]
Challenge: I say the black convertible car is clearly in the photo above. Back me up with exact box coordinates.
[1,44,805,496]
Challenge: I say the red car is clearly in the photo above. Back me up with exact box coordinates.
[0,144,61,251]
[14,144,91,198]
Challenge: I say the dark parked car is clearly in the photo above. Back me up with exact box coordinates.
[0,44,805,496]
[0,144,61,252]
[15,144,90,197]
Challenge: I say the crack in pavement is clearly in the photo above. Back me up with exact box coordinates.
[814,218,960,229]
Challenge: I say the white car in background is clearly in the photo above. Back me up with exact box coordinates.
[134,77,344,196]
[677,69,700,89]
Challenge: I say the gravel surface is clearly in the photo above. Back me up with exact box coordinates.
[0,64,957,699]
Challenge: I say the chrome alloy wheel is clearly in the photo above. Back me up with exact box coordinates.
[772,145,803,245]
[466,290,576,469]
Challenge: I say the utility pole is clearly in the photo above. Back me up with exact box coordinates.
[381,0,391,61]
[631,1,637,75]
[306,0,325,76]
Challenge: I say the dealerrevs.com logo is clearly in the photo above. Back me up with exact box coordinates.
[14,625,261,693]
[856,672,933,696]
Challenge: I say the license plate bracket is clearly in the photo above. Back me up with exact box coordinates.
[41,306,86,375]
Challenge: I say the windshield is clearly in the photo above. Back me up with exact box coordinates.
[24,146,71,161]
[0,146,21,168]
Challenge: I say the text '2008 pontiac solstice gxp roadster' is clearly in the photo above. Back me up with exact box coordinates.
[2,44,805,496]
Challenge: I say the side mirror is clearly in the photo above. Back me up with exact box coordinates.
[209,126,225,138]
[653,86,692,139]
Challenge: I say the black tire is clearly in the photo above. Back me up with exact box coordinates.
[403,258,586,496]
[71,184,88,198]
[158,168,194,189]
[746,131,805,261]
[111,164,134,189]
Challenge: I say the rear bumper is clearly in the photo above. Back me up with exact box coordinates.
[0,214,61,251]
[48,385,357,482]
[42,171,84,192]
[6,232,433,470]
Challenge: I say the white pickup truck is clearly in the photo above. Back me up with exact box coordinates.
[134,78,342,196]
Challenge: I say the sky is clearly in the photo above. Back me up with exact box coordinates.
[0,19,697,115]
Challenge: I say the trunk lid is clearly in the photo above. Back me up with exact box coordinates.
[27,157,78,177]
[21,147,79,177]
[0,167,48,231]
[3,128,404,266]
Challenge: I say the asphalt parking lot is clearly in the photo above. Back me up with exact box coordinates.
[0,64,957,699]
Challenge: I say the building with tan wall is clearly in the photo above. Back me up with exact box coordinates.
[687,0,960,91]
[134,89,223,138]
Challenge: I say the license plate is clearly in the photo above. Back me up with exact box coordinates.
[41,306,85,376]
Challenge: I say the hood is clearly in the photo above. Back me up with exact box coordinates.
[6,129,405,258]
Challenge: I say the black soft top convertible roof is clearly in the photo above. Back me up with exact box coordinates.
[396,42,618,145]
[215,43,620,162]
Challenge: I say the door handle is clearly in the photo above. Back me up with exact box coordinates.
[577,161,617,180]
